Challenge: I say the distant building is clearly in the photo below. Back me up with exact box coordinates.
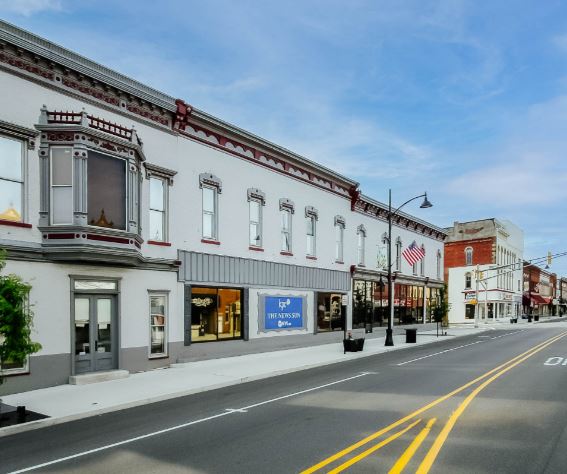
[444,219,524,324]
[558,277,567,316]
[523,263,557,317]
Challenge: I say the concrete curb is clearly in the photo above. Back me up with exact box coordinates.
[0,331,473,437]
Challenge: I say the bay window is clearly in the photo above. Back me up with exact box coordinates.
[50,147,73,225]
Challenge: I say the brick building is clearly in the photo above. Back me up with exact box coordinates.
[523,263,557,317]
[444,219,524,323]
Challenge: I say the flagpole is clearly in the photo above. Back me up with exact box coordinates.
[384,189,432,347]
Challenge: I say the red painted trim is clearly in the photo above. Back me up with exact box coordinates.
[306,255,317,260]
[178,129,352,200]
[201,238,220,245]
[249,246,264,252]
[280,251,293,256]
[148,240,172,247]
[87,234,131,245]
[0,219,32,229]
[45,233,76,240]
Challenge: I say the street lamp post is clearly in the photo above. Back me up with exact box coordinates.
[385,189,432,347]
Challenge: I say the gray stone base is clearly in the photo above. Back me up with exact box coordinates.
[0,353,70,396]
[69,370,129,385]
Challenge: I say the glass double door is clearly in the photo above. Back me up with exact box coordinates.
[74,295,117,374]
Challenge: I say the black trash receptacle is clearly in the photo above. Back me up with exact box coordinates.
[406,328,417,343]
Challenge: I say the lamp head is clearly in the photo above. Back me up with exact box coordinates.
[420,192,433,209]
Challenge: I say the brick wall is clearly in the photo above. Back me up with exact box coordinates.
[444,237,495,282]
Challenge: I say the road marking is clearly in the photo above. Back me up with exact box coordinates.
[328,419,422,474]
[397,341,484,366]
[415,331,567,474]
[301,331,567,474]
[389,418,437,474]
[543,357,567,366]
[397,331,522,366]
[8,372,371,474]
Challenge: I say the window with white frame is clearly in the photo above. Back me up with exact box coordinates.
[0,135,24,223]
[465,247,473,266]
[396,238,402,271]
[149,293,167,357]
[200,173,221,241]
[248,188,265,248]
[437,250,442,279]
[412,260,418,275]
[50,147,74,225]
[305,206,318,257]
[0,354,29,375]
[420,245,426,276]
[149,177,166,241]
[335,215,345,262]
[146,164,175,242]
[357,224,366,265]
[280,199,294,253]
[465,272,472,289]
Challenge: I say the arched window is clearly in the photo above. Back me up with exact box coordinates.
[396,237,402,271]
[465,272,472,289]
[465,247,473,266]
[357,224,366,266]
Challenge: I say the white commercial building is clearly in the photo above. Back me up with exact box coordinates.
[0,21,446,394]
[445,219,524,324]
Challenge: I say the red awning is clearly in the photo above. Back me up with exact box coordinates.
[531,294,552,305]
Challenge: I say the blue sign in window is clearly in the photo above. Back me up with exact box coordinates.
[264,296,304,330]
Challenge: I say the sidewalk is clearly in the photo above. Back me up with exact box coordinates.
[0,325,499,437]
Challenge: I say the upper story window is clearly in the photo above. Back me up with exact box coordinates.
[88,151,127,230]
[465,272,472,289]
[305,206,318,257]
[248,188,265,248]
[465,247,473,266]
[412,260,418,275]
[37,108,143,237]
[200,173,222,241]
[437,250,442,279]
[357,224,366,266]
[0,135,24,223]
[396,238,402,272]
[334,215,345,263]
[146,163,176,243]
[280,198,294,253]
[420,245,426,276]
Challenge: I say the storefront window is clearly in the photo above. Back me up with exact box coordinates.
[191,287,242,342]
[317,293,344,332]
[150,294,167,356]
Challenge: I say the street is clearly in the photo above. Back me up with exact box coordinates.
[2,322,567,473]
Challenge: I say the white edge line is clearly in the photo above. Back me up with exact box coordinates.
[7,373,370,474]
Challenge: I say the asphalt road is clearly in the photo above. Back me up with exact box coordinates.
[2,322,567,473]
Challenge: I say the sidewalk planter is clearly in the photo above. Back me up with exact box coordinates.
[405,328,417,343]
[534,315,540,322]
[343,338,365,353]
[510,318,518,324]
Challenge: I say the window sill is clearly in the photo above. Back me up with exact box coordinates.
[148,240,172,247]
[249,246,264,252]
[335,261,344,265]
[0,219,32,229]
[357,264,366,267]
[306,255,317,260]
[280,251,293,256]
[201,239,220,245]
[149,354,169,360]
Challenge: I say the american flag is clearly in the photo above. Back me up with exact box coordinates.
[402,241,425,266]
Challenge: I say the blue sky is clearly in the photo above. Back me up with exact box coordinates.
[2,0,567,275]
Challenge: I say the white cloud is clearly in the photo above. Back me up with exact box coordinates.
[0,0,62,16]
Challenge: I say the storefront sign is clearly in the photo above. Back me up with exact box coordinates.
[259,295,307,332]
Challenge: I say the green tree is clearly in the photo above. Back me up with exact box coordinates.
[0,250,41,384]
[432,284,450,325]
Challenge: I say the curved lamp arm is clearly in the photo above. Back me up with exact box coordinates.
[391,192,428,218]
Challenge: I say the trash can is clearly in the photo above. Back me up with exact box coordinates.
[405,328,417,343]
[343,338,365,353]
[365,323,373,334]
[534,315,539,322]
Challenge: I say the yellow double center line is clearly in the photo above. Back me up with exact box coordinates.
[301,331,567,474]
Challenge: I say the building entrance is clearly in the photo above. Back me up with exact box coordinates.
[74,294,117,374]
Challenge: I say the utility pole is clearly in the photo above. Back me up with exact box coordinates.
[475,264,479,328]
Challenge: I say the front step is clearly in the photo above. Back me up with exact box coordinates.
[69,369,130,385]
